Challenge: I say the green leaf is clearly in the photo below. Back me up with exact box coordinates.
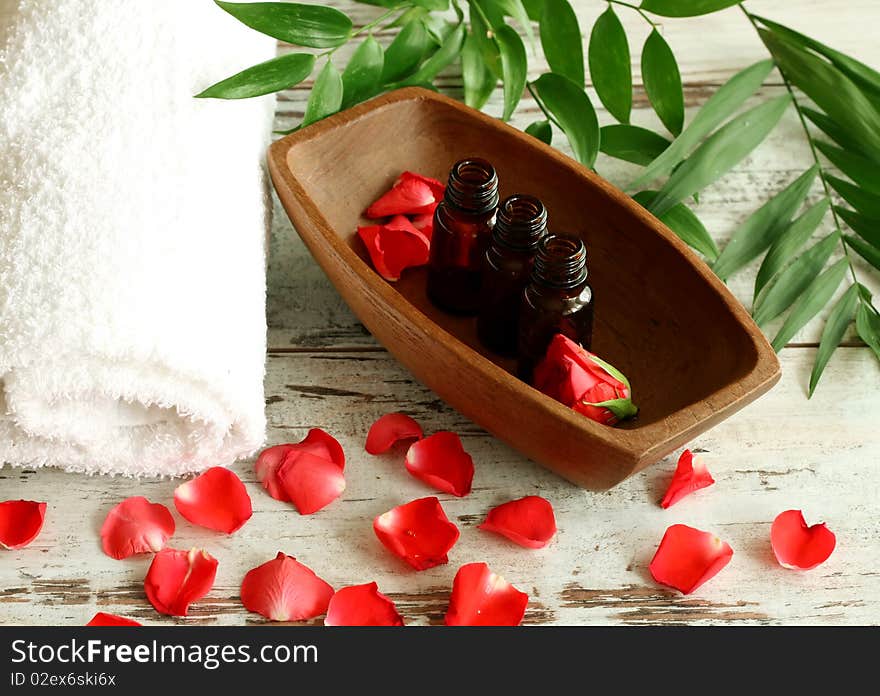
[588,6,631,121]
[712,165,817,281]
[633,191,719,260]
[588,397,639,421]
[814,141,880,196]
[214,1,352,48]
[754,198,830,297]
[754,232,839,327]
[382,19,430,84]
[639,0,741,17]
[770,257,848,351]
[469,3,503,79]
[341,37,383,109]
[845,234,880,273]
[835,206,880,247]
[759,29,880,162]
[641,29,684,136]
[542,0,586,87]
[856,301,880,361]
[827,177,880,219]
[302,60,343,127]
[412,0,450,10]
[600,125,670,166]
[386,6,429,28]
[522,0,544,21]
[810,284,859,396]
[397,22,465,86]
[754,15,880,101]
[629,60,773,190]
[422,15,455,44]
[525,120,552,144]
[801,108,866,156]
[495,24,528,121]
[461,29,496,109]
[497,0,537,49]
[196,52,315,99]
[649,95,791,218]
[530,72,599,167]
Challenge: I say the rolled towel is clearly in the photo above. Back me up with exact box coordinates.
[0,0,276,476]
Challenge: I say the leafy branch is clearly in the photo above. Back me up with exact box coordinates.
[199,0,880,395]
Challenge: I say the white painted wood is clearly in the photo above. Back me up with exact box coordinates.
[2,0,879,626]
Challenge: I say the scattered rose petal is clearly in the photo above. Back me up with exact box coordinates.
[240,552,334,622]
[144,547,218,617]
[649,524,733,595]
[660,450,715,509]
[374,497,460,571]
[365,413,424,455]
[86,612,141,627]
[405,432,474,497]
[0,500,47,550]
[100,497,175,560]
[256,429,346,503]
[278,452,346,515]
[478,496,556,549]
[534,334,638,425]
[444,562,529,626]
[365,171,445,218]
[173,467,252,534]
[770,510,836,570]
[324,582,404,626]
[358,216,431,282]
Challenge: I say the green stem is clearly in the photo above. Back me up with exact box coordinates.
[739,4,870,307]
[608,0,658,28]
[319,3,410,58]
[526,82,563,130]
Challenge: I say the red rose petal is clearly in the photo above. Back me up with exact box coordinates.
[0,500,46,550]
[365,171,445,218]
[405,432,474,497]
[770,509,836,570]
[358,219,430,282]
[410,208,436,240]
[649,524,733,595]
[86,612,141,627]
[173,467,252,534]
[444,562,529,626]
[365,413,424,455]
[374,497,460,571]
[324,582,404,626]
[256,429,345,503]
[660,450,715,509]
[478,496,557,549]
[144,547,218,617]
[278,452,346,515]
[240,552,334,622]
[100,497,175,560]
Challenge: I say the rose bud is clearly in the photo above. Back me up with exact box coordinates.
[533,334,637,426]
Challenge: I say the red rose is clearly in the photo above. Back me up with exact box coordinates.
[533,334,637,425]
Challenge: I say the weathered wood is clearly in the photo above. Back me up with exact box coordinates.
[1,347,876,625]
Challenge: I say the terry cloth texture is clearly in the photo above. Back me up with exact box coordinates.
[0,0,276,476]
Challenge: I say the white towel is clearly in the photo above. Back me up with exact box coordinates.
[0,0,275,476]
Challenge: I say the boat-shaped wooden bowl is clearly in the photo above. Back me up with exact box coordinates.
[268,87,780,490]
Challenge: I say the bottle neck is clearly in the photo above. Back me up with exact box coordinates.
[531,234,588,290]
[492,194,548,252]
[444,157,500,214]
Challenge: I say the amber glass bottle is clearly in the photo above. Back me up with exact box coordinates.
[476,194,548,356]
[517,234,594,382]
[427,158,500,315]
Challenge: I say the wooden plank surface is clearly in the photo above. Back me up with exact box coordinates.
[2,0,880,626]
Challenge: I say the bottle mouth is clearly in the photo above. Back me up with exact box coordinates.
[495,194,548,250]
[533,234,588,288]
[445,157,500,213]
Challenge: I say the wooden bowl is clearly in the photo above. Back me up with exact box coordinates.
[268,87,780,490]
